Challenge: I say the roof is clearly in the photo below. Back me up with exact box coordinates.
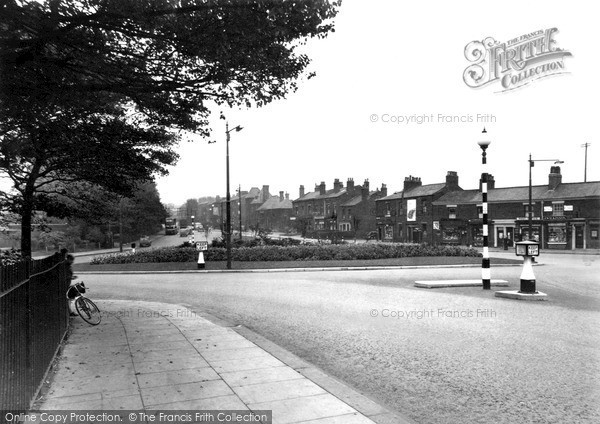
[294,188,348,202]
[432,181,600,205]
[257,196,293,211]
[341,192,377,206]
[432,190,480,205]
[242,187,260,199]
[378,183,448,201]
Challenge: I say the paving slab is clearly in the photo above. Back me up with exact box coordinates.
[137,367,221,389]
[140,380,232,405]
[221,366,304,387]
[36,300,407,424]
[248,393,357,424]
[232,378,326,404]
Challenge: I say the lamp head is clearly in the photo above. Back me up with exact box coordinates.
[554,160,564,164]
[234,126,244,132]
[477,140,491,150]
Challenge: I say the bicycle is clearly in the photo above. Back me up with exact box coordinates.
[66,281,101,325]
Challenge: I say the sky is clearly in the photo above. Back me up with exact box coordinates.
[154,1,598,206]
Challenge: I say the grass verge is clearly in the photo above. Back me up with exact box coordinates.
[74,256,521,272]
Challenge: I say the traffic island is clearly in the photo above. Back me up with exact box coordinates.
[494,290,548,300]
[495,240,548,300]
[414,279,509,289]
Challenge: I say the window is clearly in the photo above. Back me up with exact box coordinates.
[384,225,393,240]
[386,202,391,216]
[524,204,535,218]
[422,201,428,214]
[552,203,564,217]
[476,205,483,218]
[591,224,599,239]
[548,223,567,243]
[448,207,457,219]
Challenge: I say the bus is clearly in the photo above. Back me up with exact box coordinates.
[165,218,178,235]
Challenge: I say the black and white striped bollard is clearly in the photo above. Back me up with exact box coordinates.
[478,130,491,290]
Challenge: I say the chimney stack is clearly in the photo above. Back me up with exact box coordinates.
[262,185,270,202]
[319,181,326,195]
[479,174,495,191]
[381,183,387,197]
[333,178,343,192]
[279,191,284,201]
[446,171,459,190]
[549,166,562,190]
[403,176,422,192]
[362,179,370,200]
[347,178,355,196]
[299,185,305,198]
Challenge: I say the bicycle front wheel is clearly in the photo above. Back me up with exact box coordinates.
[75,297,101,325]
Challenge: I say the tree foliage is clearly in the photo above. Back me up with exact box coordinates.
[0,0,340,256]
[1,0,340,136]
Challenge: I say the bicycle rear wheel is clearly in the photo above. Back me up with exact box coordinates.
[75,297,101,325]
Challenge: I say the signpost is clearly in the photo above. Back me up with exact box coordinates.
[196,241,208,269]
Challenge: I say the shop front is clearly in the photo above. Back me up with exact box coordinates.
[493,219,515,248]
[439,219,467,245]
[589,220,600,249]
[516,217,591,250]
[376,218,395,242]
[546,221,568,250]
[468,219,485,247]
[516,218,541,243]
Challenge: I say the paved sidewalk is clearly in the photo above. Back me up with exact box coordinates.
[36,300,409,424]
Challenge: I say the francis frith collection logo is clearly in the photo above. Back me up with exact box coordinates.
[463,28,572,92]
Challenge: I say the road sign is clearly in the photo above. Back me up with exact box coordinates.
[196,241,208,251]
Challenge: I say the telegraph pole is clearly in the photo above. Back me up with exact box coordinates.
[581,143,591,182]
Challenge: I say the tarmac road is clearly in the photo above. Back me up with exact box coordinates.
[82,253,600,424]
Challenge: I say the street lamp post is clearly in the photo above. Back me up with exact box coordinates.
[477,130,491,290]
[238,184,243,241]
[528,155,564,241]
[225,122,244,269]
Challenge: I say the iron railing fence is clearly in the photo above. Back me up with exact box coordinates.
[0,253,69,412]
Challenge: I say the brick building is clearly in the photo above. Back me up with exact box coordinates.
[375,171,463,243]
[338,179,387,238]
[433,166,600,250]
[256,191,293,232]
[293,178,386,239]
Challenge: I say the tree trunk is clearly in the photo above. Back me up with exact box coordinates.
[20,202,33,258]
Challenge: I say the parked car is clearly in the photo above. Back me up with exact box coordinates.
[139,236,152,247]
[179,228,192,237]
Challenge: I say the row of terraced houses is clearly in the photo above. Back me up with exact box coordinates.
[184,166,599,250]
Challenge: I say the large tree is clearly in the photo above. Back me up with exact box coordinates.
[0,0,340,256]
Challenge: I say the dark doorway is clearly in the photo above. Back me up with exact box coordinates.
[411,227,420,243]
[575,225,584,248]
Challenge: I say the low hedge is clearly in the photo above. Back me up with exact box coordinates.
[90,243,481,264]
